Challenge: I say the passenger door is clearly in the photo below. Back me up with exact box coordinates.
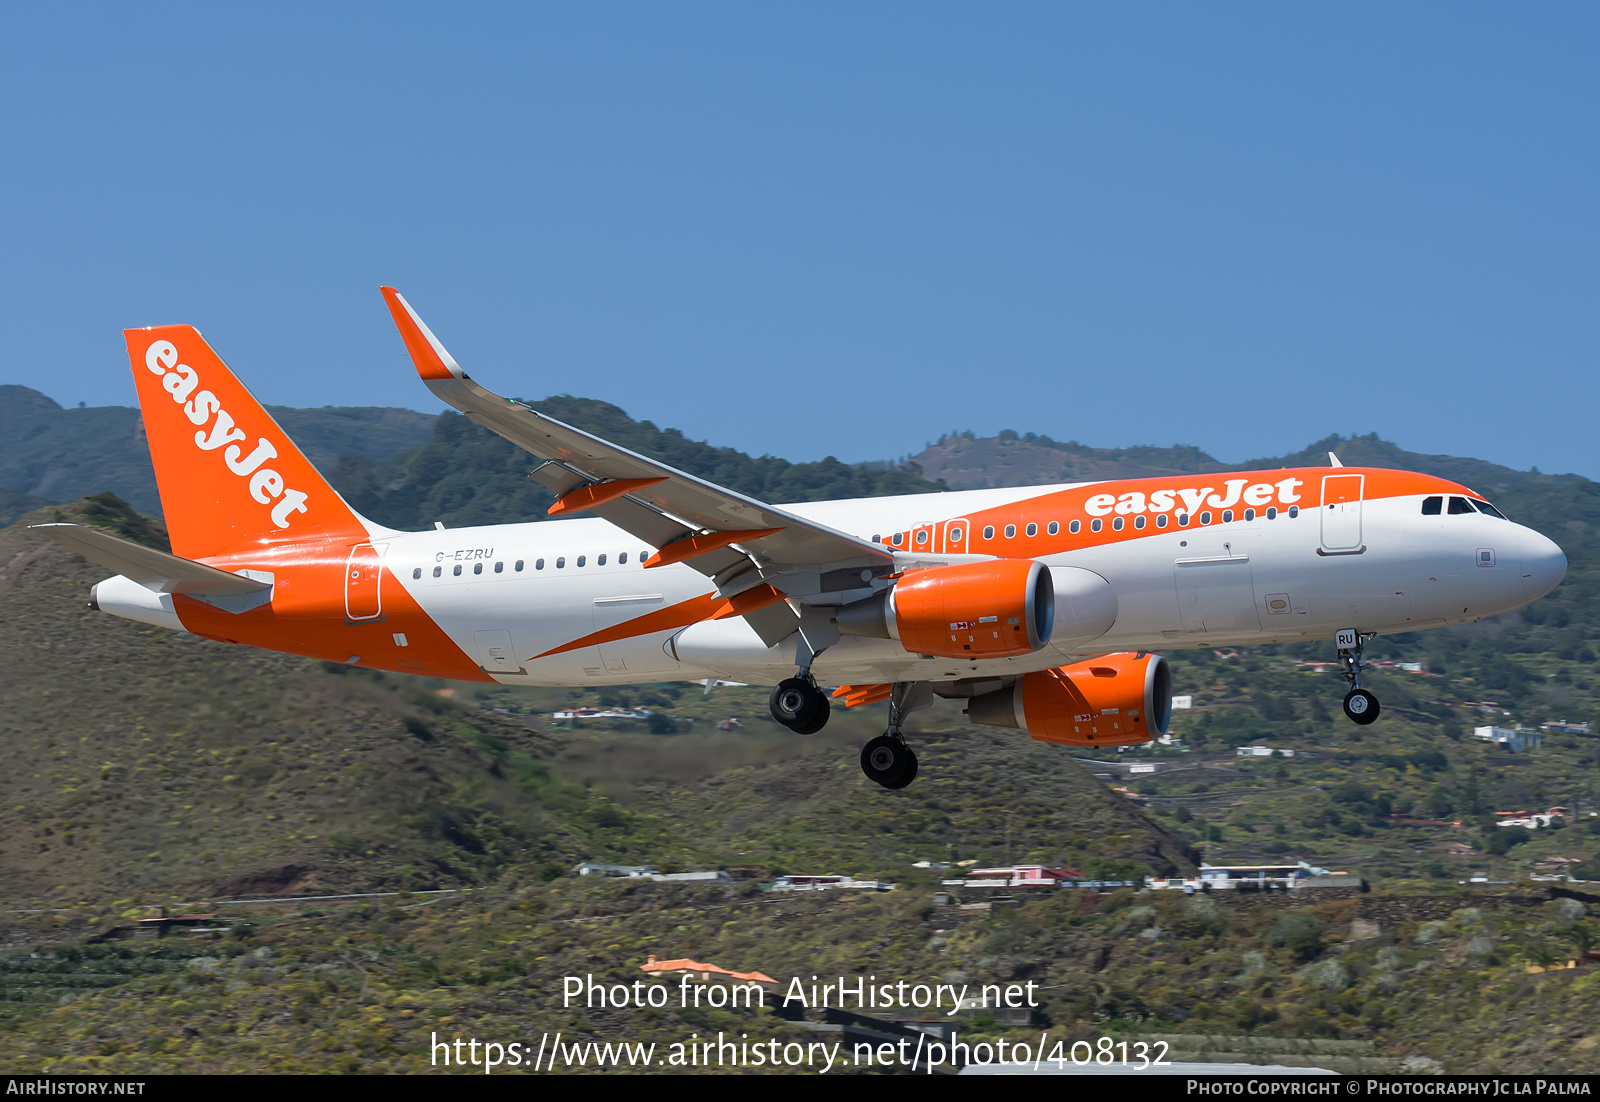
[344,543,385,622]
[1320,474,1365,553]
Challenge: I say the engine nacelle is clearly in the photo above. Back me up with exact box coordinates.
[837,558,1053,660]
[966,652,1172,748]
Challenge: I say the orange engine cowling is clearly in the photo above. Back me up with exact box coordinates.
[966,652,1172,748]
[837,558,1054,660]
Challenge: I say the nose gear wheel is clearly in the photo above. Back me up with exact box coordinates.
[1343,688,1380,725]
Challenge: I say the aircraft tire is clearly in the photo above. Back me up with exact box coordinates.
[881,748,918,789]
[770,678,825,730]
[1342,689,1380,725]
[861,735,913,788]
[791,696,831,734]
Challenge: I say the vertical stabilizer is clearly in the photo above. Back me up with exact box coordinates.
[123,326,369,559]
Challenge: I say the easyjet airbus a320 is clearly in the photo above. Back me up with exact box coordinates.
[38,289,1567,790]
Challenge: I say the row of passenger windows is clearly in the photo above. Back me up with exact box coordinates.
[1422,495,1506,519]
[412,551,650,580]
[874,504,1302,546]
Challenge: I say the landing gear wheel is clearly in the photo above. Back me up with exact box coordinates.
[770,678,827,732]
[791,696,831,735]
[1343,689,1380,725]
[861,735,916,789]
[882,748,918,790]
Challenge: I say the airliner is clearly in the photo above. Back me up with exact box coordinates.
[36,289,1567,790]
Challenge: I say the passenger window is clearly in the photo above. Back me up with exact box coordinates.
[1005,524,1016,538]
[577,555,587,566]
[534,558,543,570]
[494,561,503,573]
[433,566,442,578]
[1474,500,1507,519]
[1156,514,1168,529]
[871,535,881,544]
[1069,520,1081,534]
[1178,513,1190,526]
[598,554,607,566]
[1421,496,1442,515]
[453,565,462,576]
[620,552,628,564]
[474,562,483,575]
[412,568,421,580]
[1288,505,1299,518]
[1448,496,1475,515]
[1266,507,1277,520]
[515,559,524,571]
[983,526,994,540]
[1134,515,1146,529]
[556,557,565,569]
[1112,517,1124,531]
[915,530,928,545]
[893,532,904,546]
[1090,518,1103,533]
[1047,521,1059,535]
[1200,511,1212,525]
[1025,522,1037,536]
[1222,510,1233,523]
[1243,508,1254,521]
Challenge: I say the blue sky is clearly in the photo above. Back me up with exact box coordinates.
[2,4,1595,475]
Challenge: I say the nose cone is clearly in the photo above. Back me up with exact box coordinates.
[1520,529,1567,602]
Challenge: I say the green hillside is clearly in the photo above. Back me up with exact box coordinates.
[0,387,436,516]
[3,412,1599,1073]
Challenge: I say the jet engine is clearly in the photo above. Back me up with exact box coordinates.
[965,652,1172,748]
[836,558,1053,660]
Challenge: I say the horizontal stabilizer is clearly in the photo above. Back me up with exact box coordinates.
[31,523,271,597]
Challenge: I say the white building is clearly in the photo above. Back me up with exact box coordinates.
[1236,746,1294,758]
[1473,726,1542,753]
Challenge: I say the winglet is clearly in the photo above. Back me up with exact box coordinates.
[380,287,464,381]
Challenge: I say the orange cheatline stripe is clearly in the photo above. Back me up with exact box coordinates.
[710,583,787,620]
[548,477,667,516]
[643,527,784,569]
[530,591,727,661]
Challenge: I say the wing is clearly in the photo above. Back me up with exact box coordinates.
[380,288,894,645]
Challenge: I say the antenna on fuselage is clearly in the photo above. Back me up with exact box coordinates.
[1328,452,1343,468]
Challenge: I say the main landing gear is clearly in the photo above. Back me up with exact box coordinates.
[769,676,831,734]
[769,608,839,735]
[1335,628,1381,726]
[859,682,931,790]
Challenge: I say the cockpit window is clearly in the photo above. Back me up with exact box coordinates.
[1472,499,1507,519]
[1448,496,1475,515]
[1421,496,1442,515]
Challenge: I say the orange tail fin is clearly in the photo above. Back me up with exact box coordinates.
[124,326,369,559]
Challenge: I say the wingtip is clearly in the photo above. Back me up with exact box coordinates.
[379,286,462,382]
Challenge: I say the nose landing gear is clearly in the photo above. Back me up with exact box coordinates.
[1336,628,1381,726]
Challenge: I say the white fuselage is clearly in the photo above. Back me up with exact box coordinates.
[373,483,1562,688]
